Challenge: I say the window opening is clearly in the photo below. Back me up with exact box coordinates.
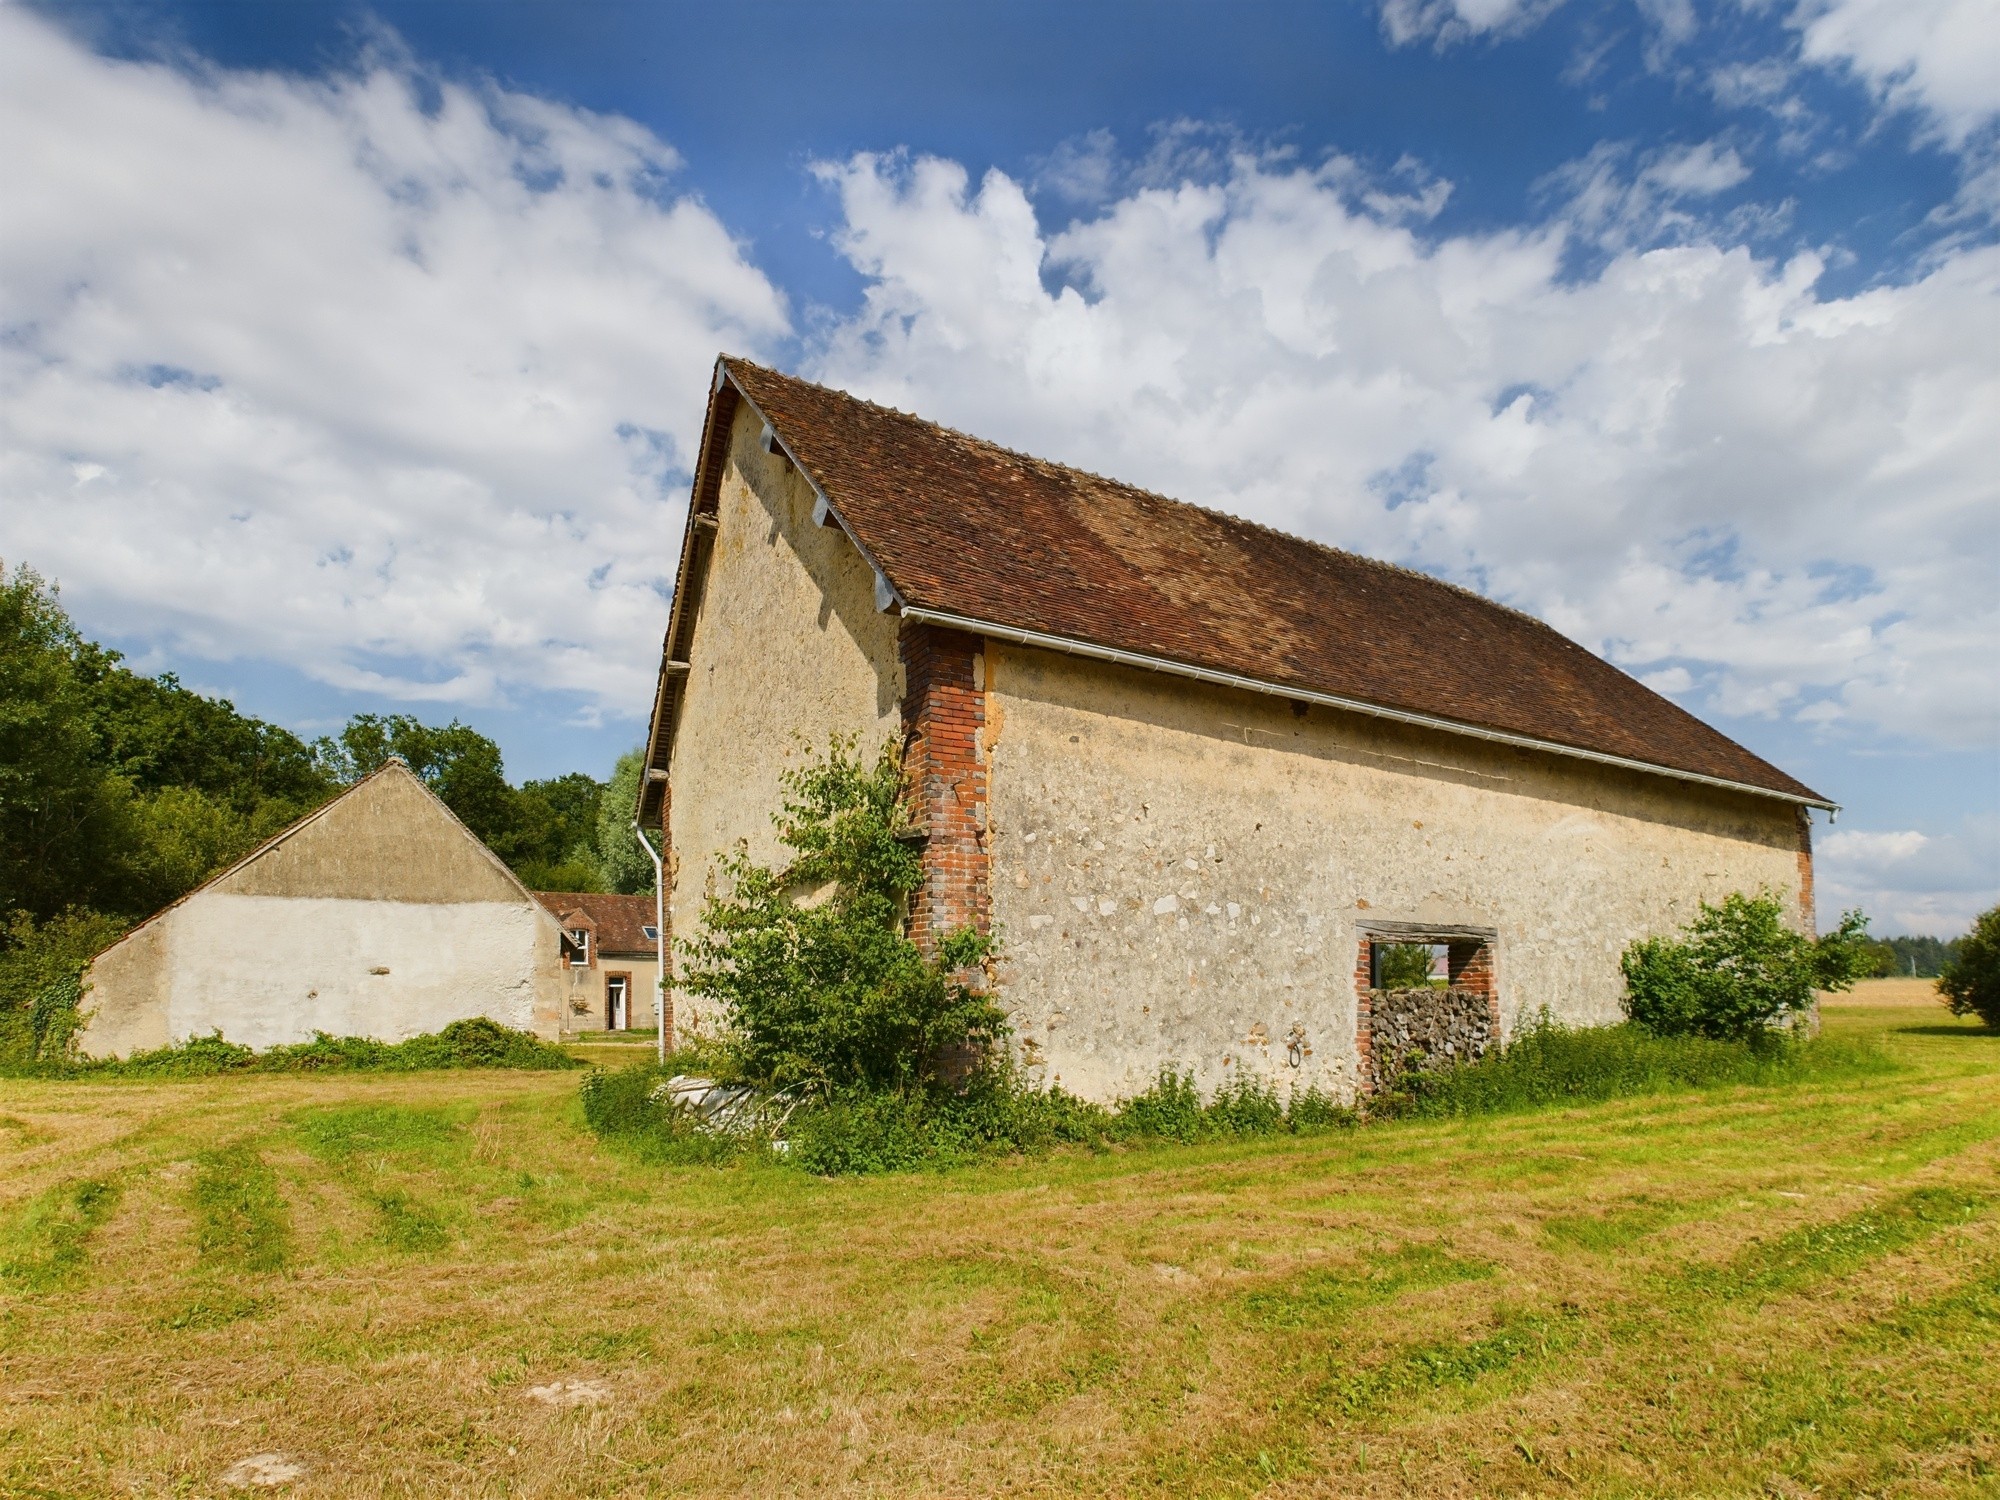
[567,928,591,967]
[1371,941,1447,989]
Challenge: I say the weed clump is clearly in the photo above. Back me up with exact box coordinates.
[8,1016,582,1079]
[1390,1012,1888,1118]
[1110,1070,1354,1145]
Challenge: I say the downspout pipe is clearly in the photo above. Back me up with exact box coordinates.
[632,823,669,1064]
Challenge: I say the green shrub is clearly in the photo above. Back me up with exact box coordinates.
[1621,892,1874,1040]
[1395,1013,1887,1118]
[785,1080,1113,1175]
[584,1059,1112,1175]
[678,738,1007,1093]
[7,1016,580,1079]
[1939,906,1999,1030]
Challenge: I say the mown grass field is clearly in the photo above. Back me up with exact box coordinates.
[1,981,1995,1498]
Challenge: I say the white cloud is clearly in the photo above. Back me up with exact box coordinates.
[808,146,2000,756]
[1541,138,1763,250]
[1380,0,1566,48]
[1791,0,2000,148]
[1819,818,1998,935]
[0,6,787,711]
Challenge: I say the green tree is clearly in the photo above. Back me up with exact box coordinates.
[0,566,127,923]
[318,714,520,853]
[1939,907,2000,1029]
[1377,943,1441,988]
[1621,892,1875,1042]
[595,749,656,895]
[678,738,1004,1093]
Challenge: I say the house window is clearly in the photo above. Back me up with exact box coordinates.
[568,928,591,967]
[641,925,660,942]
[606,974,630,1031]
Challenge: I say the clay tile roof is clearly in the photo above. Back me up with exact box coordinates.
[713,358,1825,807]
[532,893,657,955]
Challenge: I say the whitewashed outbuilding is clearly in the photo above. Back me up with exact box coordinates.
[79,761,570,1056]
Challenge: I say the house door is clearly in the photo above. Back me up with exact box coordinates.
[606,975,629,1031]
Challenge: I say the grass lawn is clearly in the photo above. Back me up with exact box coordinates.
[1,980,1995,1498]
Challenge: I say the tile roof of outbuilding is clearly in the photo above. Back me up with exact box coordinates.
[671,357,1825,808]
[532,892,657,955]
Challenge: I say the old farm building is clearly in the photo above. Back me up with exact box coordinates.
[80,761,582,1057]
[637,358,1832,1103]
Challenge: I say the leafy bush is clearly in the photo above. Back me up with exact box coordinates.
[1621,892,1874,1040]
[577,1065,751,1166]
[1394,1013,1887,1118]
[1939,906,2000,1029]
[6,1017,581,1079]
[679,737,1007,1093]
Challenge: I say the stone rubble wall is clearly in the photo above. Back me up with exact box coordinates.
[1366,985,1497,1091]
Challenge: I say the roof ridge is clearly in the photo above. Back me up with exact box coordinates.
[723,356,1581,654]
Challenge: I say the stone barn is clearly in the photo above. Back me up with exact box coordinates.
[635,357,1833,1104]
[80,761,569,1057]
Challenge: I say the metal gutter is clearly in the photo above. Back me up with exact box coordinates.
[898,606,1838,813]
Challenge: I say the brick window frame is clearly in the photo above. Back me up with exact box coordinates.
[1353,922,1500,1094]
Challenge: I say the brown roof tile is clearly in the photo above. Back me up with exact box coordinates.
[703,358,1823,806]
[533,892,657,955]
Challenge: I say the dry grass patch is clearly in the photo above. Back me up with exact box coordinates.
[0,1004,1995,1495]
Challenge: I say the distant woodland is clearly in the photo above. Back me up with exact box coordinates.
[0,559,1967,983]
[1,562,648,977]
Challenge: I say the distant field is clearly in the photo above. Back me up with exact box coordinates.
[1,984,1994,1498]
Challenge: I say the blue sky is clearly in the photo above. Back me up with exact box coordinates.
[3,0,1996,933]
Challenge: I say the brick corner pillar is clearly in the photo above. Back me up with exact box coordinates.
[1795,806,1817,936]
[899,624,991,954]
[1447,938,1500,1048]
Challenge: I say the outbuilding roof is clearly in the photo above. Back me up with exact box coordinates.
[532,892,657,955]
[639,357,1828,821]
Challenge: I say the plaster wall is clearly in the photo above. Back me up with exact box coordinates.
[79,763,567,1057]
[557,953,663,1033]
[982,644,1806,1105]
[83,895,554,1054]
[667,404,902,1032]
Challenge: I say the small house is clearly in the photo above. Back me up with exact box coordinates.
[533,892,663,1035]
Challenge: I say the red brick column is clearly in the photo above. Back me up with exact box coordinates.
[1795,807,1817,934]
[1448,939,1499,1037]
[900,624,990,953]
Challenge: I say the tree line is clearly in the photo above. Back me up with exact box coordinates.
[2,562,648,977]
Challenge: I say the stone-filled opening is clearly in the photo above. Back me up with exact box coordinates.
[1354,926,1499,1094]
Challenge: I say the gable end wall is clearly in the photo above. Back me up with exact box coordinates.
[664,404,904,1036]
